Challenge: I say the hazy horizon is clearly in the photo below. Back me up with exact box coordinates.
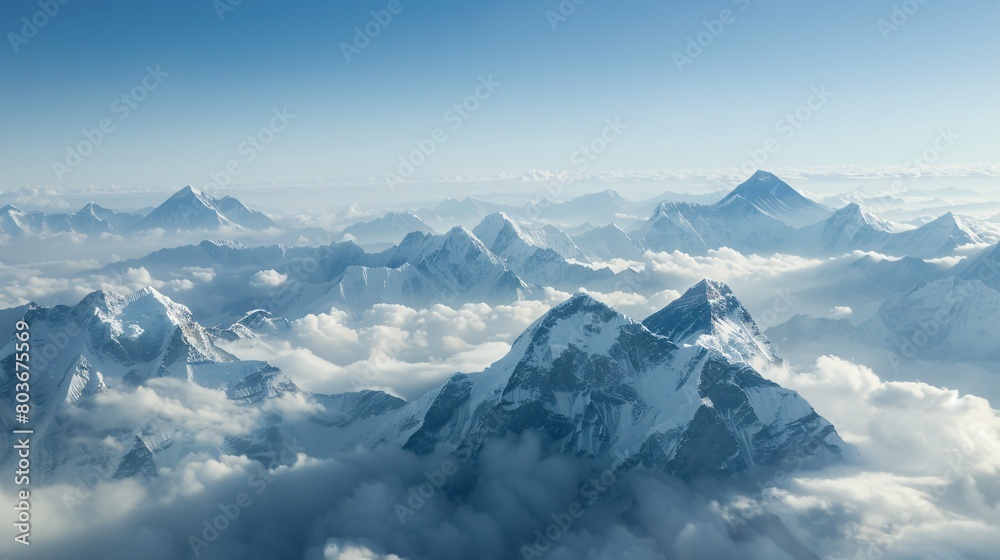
[2,0,997,191]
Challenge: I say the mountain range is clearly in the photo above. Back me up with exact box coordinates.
[340,211,436,246]
[768,276,1000,363]
[4,173,993,267]
[0,202,143,236]
[131,186,278,232]
[0,280,851,484]
[631,171,823,255]
[472,213,615,289]
[799,203,984,258]
[628,172,985,259]
[89,215,637,322]
[0,186,278,237]
[0,286,286,479]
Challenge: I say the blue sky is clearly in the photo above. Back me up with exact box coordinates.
[0,0,997,189]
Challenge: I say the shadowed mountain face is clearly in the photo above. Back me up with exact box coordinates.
[395,291,849,479]
[643,279,778,366]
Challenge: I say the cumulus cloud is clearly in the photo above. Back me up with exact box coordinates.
[323,542,404,560]
[580,288,681,320]
[0,261,79,308]
[184,267,217,283]
[644,248,825,284]
[829,306,852,318]
[766,356,1000,474]
[2,340,999,560]
[2,184,75,209]
[94,266,166,294]
[251,269,289,287]
[739,355,1000,559]
[220,301,552,400]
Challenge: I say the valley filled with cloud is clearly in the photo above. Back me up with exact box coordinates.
[2,2,998,558]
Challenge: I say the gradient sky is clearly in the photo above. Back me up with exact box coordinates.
[1,0,997,190]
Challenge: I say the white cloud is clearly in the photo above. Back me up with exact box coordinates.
[581,288,681,320]
[325,541,404,560]
[250,269,288,287]
[644,248,825,283]
[220,300,552,400]
[830,306,852,318]
[742,355,1000,558]
[3,352,998,560]
[96,266,165,293]
[182,266,216,283]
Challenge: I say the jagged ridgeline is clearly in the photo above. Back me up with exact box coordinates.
[0,280,851,484]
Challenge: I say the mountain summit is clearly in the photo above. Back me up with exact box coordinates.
[714,170,832,228]
[880,212,984,258]
[472,213,612,289]
[801,202,895,252]
[387,289,848,478]
[643,279,778,366]
[131,186,277,232]
[632,172,816,255]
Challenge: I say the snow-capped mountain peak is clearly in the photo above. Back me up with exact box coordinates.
[954,242,1000,292]
[880,211,985,258]
[926,212,982,242]
[341,211,436,245]
[0,204,30,236]
[471,213,611,288]
[473,212,589,263]
[804,202,896,252]
[572,222,645,260]
[130,186,276,232]
[513,292,637,364]
[714,170,832,228]
[84,286,234,368]
[722,170,796,200]
[394,289,848,477]
[328,226,529,314]
[393,225,501,266]
[213,309,292,341]
[470,212,535,251]
[834,202,894,233]
[642,279,778,366]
